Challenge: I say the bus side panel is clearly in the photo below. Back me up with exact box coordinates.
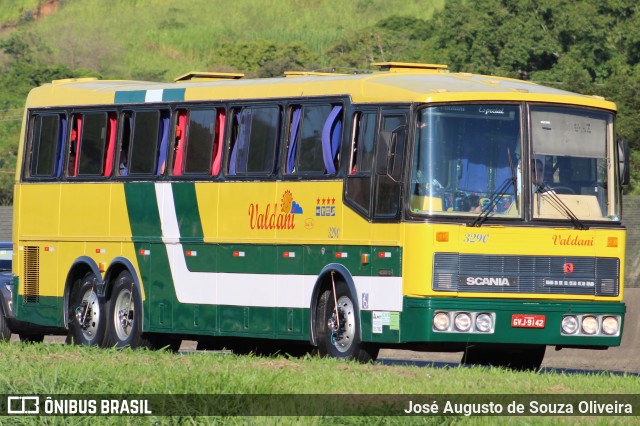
[14,183,63,327]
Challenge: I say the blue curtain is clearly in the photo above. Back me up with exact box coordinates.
[156,112,170,175]
[286,107,301,173]
[55,115,67,177]
[321,105,342,175]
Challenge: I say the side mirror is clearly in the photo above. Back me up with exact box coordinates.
[618,137,630,186]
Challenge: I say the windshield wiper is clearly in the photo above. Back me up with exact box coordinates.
[468,176,513,227]
[468,148,519,228]
[534,184,589,230]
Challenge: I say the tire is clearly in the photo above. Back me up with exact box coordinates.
[103,271,145,348]
[315,280,378,362]
[462,344,546,371]
[68,272,106,346]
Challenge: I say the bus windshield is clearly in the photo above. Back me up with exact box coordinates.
[410,104,521,217]
[410,104,619,222]
[530,106,618,222]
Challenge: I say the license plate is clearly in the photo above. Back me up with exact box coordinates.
[511,314,546,329]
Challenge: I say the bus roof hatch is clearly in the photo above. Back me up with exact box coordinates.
[371,62,448,73]
[174,72,245,82]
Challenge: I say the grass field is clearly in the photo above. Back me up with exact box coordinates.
[11,0,445,80]
[0,0,41,24]
[0,342,638,424]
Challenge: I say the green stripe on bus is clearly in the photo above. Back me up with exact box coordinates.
[162,88,186,101]
[15,295,62,327]
[180,243,401,276]
[115,90,146,104]
[124,183,163,242]
[171,182,204,242]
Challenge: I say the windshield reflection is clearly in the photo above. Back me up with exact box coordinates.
[410,104,619,223]
[410,104,521,217]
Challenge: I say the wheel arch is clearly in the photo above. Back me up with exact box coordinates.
[64,256,144,330]
[308,263,359,346]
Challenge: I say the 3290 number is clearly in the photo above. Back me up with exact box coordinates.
[463,233,489,243]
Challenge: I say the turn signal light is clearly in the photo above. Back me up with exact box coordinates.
[436,232,449,242]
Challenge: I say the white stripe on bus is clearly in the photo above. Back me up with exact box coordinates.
[154,182,402,311]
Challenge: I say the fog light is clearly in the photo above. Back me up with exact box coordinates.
[433,312,450,331]
[581,315,598,335]
[475,313,493,332]
[602,316,619,335]
[454,312,472,332]
[561,315,579,334]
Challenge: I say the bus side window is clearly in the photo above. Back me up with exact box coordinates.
[127,110,170,176]
[179,108,224,176]
[286,104,342,175]
[227,106,280,176]
[345,110,376,216]
[77,112,111,177]
[28,114,66,179]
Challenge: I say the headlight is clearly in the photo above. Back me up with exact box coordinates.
[475,313,493,333]
[454,312,472,332]
[601,316,619,335]
[433,312,450,331]
[581,315,598,335]
[561,315,579,334]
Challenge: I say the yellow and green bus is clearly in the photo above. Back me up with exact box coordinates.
[5,63,628,369]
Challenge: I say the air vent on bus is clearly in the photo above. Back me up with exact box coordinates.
[174,72,244,82]
[23,246,40,304]
[371,62,448,73]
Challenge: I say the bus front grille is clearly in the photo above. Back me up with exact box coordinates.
[432,253,619,297]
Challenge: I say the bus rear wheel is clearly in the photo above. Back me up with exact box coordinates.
[68,272,106,346]
[103,271,145,348]
[315,280,378,363]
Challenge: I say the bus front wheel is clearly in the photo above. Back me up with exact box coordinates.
[103,271,145,348]
[68,272,106,346]
[315,280,378,362]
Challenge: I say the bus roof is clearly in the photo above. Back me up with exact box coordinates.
[25,64,617,111]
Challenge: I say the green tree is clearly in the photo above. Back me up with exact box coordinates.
[212,40,317,77]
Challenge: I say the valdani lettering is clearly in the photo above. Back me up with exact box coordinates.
[552,235,594,246]
[248,203,295,230]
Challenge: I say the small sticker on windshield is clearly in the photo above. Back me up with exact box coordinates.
[540,120,552,130]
